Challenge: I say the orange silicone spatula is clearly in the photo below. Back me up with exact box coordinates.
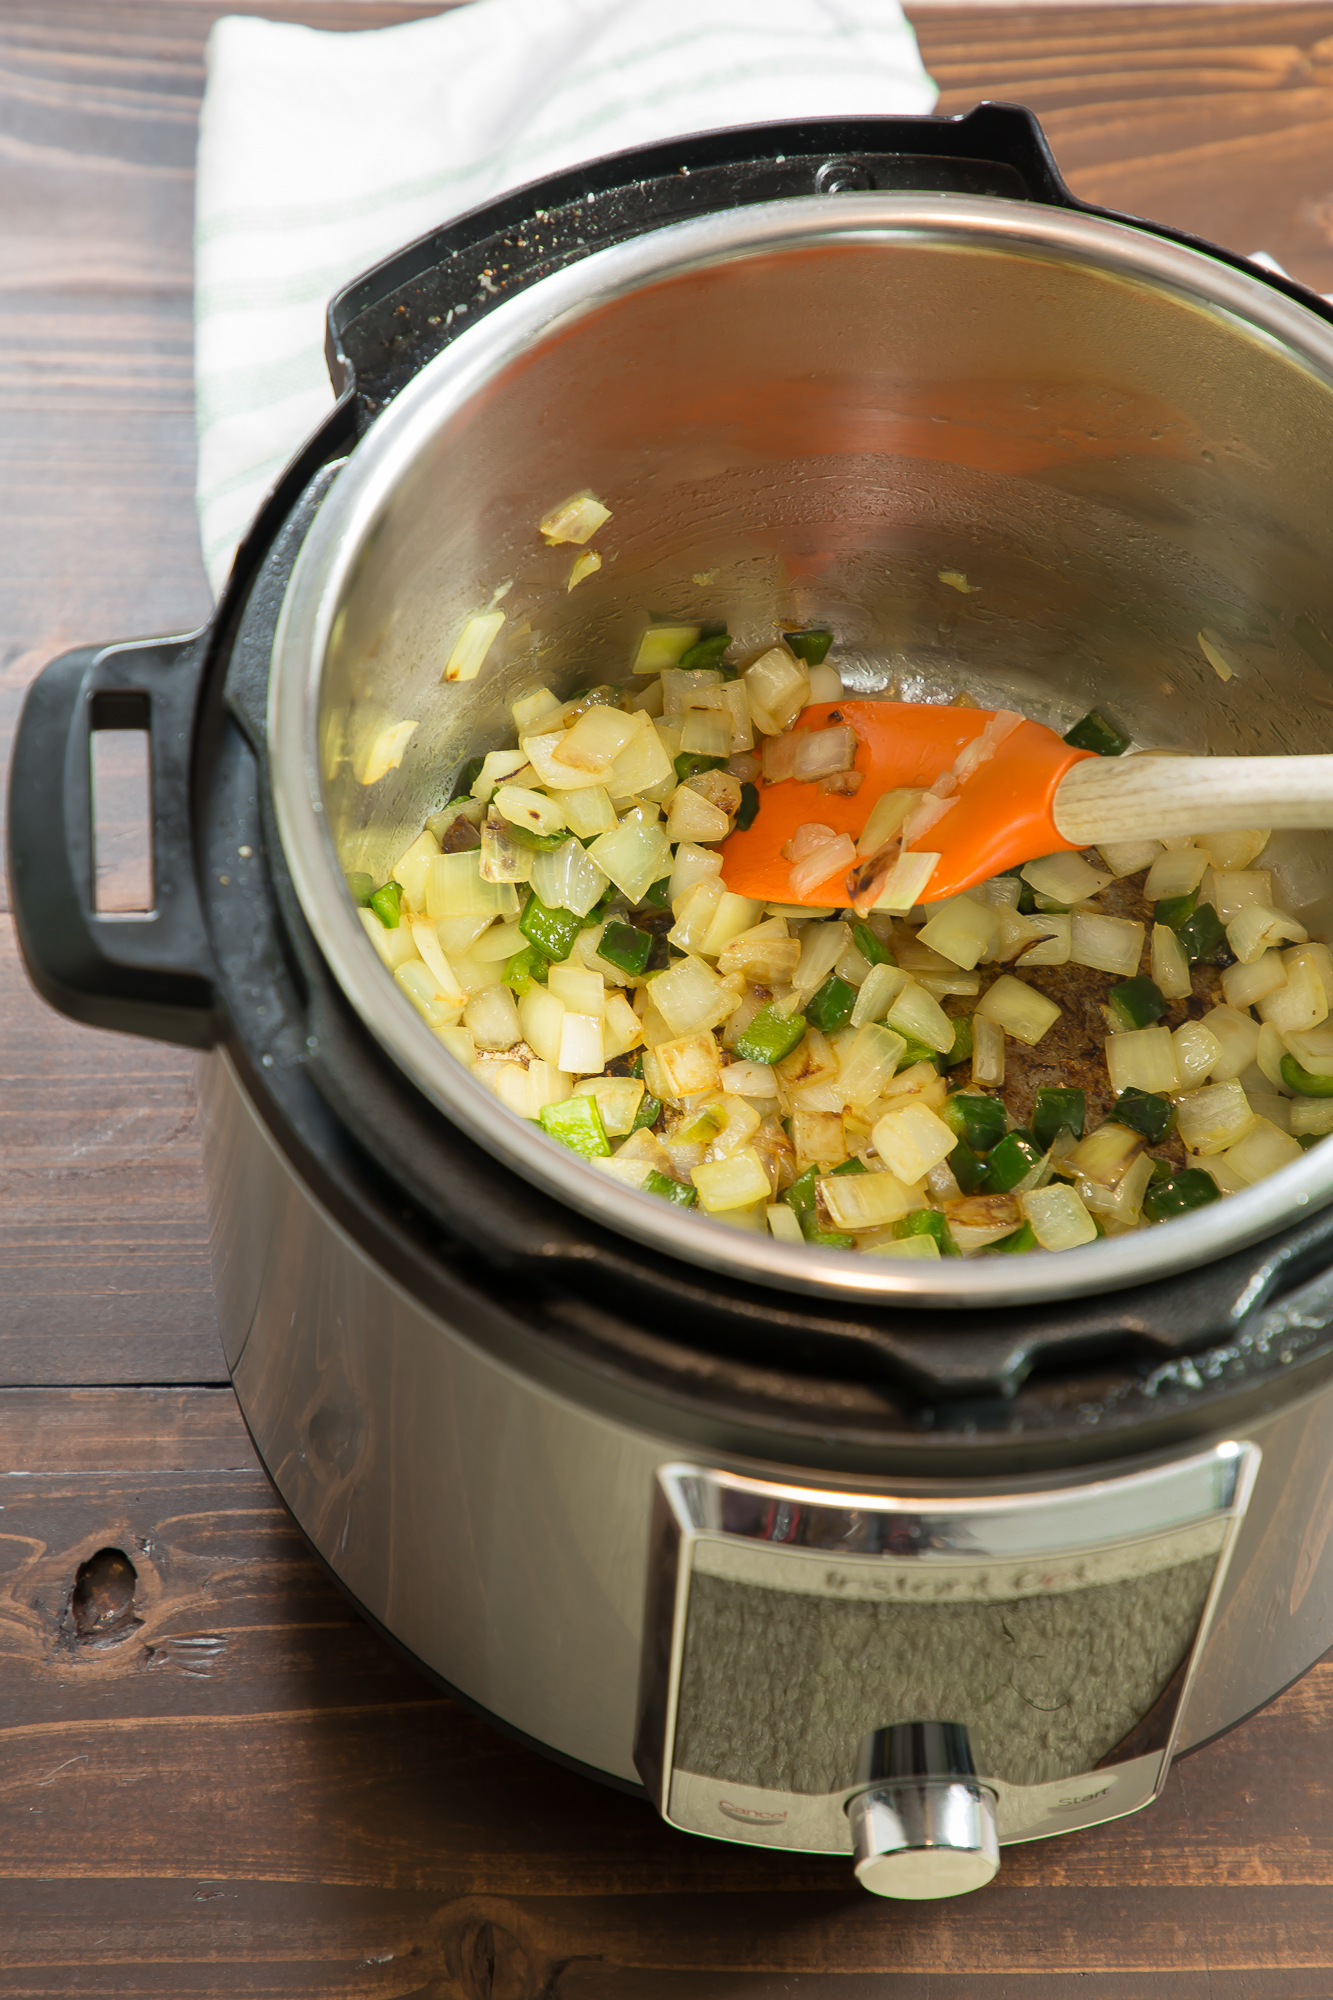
[720,701,1333,908]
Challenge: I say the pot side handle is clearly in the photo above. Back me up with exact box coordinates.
[7,632,218,1049]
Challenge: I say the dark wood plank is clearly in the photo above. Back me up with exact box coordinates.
[0,1387,1328,1996]
[0,916,222,1383]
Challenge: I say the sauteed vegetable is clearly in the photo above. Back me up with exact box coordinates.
[353,613,1331,1261]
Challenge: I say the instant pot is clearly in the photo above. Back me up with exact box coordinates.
[14,106,1333,1898]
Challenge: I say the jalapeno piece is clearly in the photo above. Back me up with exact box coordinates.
[448,753,486,802]
[852,921,894,967]
[639,877,672,910]
[830,1156,868,1176]
[1032,1086,1085,1150]
[986,1129,1044,1194]
[643,1167,698,1207]
[734,1004,808,1066]
[519,890,583,962]
[1176,901,1228,965]
[677,631,731,672]
[892,1209,958,1254]
[993,1221,1038,1255]
[1280,1055,1333,1097]
[735,782,761,832]
[502,944,549,994]
[784,1165,853,1248]
[1063,709,1131,756]
[1112,1087,1177,1143]
[940,1016,973,1069]
[785,628,835,665]
[1142,1168,1221,1223]
[806,974,856,1033]
[538,1095,610,1159]
[368,880,403,928]
[942,1093,1007,1154]
[1107,976,1167,1031]
[948,1138,991,1196]
[1154,889,1198,932]
[673,751,729,785]
[597,921,653,978]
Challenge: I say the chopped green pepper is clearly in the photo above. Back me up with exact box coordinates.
[1297,1132,1328,1152]
[735,782,760,832]
[1063,709,1131,757]
[830,1155,868,1176]
[1001,867,1037,914]
[677,632,731,672]
[505,821,568,852]
[806,974,856,1033]
[597,921,653,978]
[993,1221,1038,1255]
[1147,1156,1173,1186]
[369,880,403,928]
[538,1095,610,1159]
[986,1129,1043,1193]
[346,871,376,907]
[734,1004,808,1066]
[1176,901,1228,965]
[893,1209,958,1255]
[639,877,672,910]
[519,890,583,963]
[1032,1086,1085,1150]
[643,1167,698,1207]
[942,1093,1007,1153]
[1154,888,1198,931]
[1280,1054,1333,1097]
[852,921,895,968]
[948,1138,991,1196]
[897,1035,943,1070]
[785,628,835,666]
[502,945,549,995]
[940,1016,973,1069]
[1112,1088,1177,1143]
[783,1164,853,1248]
[448,754,486,802]
[673,751,729,785]
[1107,976,1167,1031]
[1143,1168,1222,1223]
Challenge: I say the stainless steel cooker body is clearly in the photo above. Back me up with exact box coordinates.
[14,107,1333,1896]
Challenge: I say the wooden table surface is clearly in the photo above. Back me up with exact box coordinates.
[6,4,1333,1992]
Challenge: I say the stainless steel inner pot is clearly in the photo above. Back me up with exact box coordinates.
[269,191,1333,1308]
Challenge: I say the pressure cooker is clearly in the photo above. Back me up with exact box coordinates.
[13,105,1333,1899]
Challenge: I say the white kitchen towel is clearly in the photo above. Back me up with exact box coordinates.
[194,0,938,594]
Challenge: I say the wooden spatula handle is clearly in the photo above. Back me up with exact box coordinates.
[1052,754,1333,847]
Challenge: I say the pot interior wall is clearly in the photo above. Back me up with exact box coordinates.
[320,227,1333,949]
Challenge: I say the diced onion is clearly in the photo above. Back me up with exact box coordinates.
[1227,904,1308,965]
[567,550,601,590]
[547,963,606,1016]
[1282,1023,1333,1078]
[1174,1019,1222,1089]
[560,785,618,838]
[837,1023,909,1107]
[669,877,725,953]
[743,647,810,734]
[634,624,700,672]
[817,1170,916,1232]
[1066,1121,1143,1188]
[1258,948,1329,1036]
[917,895,1001,971]
[1221,949,1287,1010]
[354,716,419,784]
[1106,1025,1180,1095]
[1143,845,1209,901]
[972,1014,1005,1085]
[850,962,910,1028]
[723,1059,779,1098]
[871,1101,957,1183]
[1022,851,1113,903]
[1017,913,1071,969]
[1175,1079,1258,1155]
[518,986,566,1066]
[1210,869,1273,922]
[870,850,942,913]
[510,686,560,732]
[587,809,672,902]
[793,921,850,996]
[667,785,732,844]
[655,1034,723,1098]
[443,612,504,683]
[1021,1183,1098,1250]
[1216,1118,1303,1184]
[1291,1098,1333,1136]
[692,1147,774,1212]
[680,708,733,760]
[1202,830,1270,871]
[861,1233,941,1260]
[976,975,1061,1046]
[1069,912,1145,977]
[1201,1005,1261,1081]
[530,837,610,917]
[789,835,856,900]
[700,892,765,959]
[539,493,611,544]
[886,979,955,1054]
[1151,923,1192,999]
[1098,839,1164,878]
[1255,1021,1287,1088]
[391,828,442,913]
[767,1202,806,1244]
[464,983,521,1050]
[793,725,857,781]
[395,958,463,1031]
[857,789,921,857]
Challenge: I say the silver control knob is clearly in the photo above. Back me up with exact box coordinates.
[849,1778,1000,1900]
